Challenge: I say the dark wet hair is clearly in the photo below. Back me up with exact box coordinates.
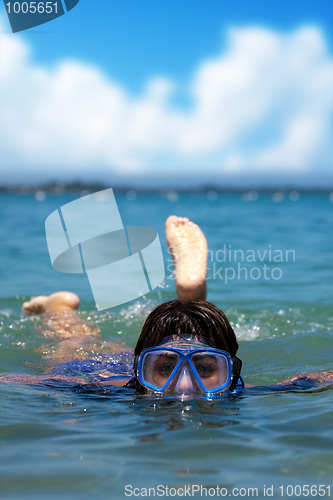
[134,300,238,357]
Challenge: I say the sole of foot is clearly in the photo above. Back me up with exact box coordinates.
[165,215,208,301]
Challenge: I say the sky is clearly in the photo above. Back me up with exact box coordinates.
[0,0,333,187]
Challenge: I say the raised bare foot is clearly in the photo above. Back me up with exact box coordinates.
[165,216,208,301]
[23,292,80,315]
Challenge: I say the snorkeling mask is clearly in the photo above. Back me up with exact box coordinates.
[133,334,242,397]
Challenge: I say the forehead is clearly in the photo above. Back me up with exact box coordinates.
[157,334,214,350]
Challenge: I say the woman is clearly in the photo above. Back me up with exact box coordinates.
[1,216,331,396]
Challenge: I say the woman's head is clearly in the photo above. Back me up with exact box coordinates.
[134,299,238,357]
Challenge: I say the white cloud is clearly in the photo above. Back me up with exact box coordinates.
[0,20,332,178]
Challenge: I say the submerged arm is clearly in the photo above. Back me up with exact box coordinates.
[242,371,333,392]
[278,371,333,387]
[0,373,130,387]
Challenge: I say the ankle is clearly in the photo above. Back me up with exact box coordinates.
[176,282,207,301]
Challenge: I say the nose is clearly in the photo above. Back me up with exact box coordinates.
[174,365,195,394]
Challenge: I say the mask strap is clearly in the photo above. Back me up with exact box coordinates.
[133,356,139,373]
[125,375,139,389]
[230,356,242,389]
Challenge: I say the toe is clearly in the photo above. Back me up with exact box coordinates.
[165,215,179,228]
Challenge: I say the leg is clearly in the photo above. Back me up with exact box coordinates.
[23,292,96,340]
[1,292,131,386]
[165,216,208,301]
[23,292,128,365]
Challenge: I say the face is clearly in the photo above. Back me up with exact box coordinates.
[136,334,234,398]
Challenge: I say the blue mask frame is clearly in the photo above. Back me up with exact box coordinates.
[135,346,237,394]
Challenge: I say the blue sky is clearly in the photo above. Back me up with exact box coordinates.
[0,0,333,187]
[27,0,333,91]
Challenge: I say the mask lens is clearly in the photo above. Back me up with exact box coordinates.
[140,350,180,390]
[191,352,230,391]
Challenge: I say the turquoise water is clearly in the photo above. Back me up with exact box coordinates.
[0,192,333,499]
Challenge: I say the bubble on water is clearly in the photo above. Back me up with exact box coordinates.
[165,191,178,203]
[207,190,218,201]
[120,298,157,322]
[35,190,46,202]
[126,190,137,201]
[272,192,284,203]
[0,309,13,318]
[13,341,26,348]
[242,191,258,203]
[234,324,261,341]
[289,190,300,201]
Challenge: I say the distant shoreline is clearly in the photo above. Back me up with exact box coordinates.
[0,181,332,195]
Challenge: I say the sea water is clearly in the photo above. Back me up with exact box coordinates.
[0,191,332,499]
